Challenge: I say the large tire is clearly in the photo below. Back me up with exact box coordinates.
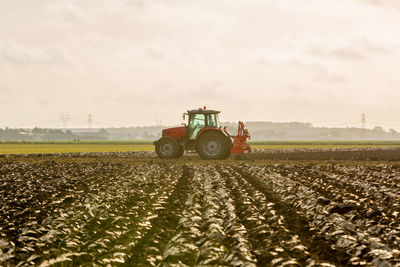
[196,131,231,160]
[174,145,184,158]
[222,145,232,159]
[155,137,179,159]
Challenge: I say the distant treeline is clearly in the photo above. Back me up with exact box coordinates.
[224,121,400,140]
[0,122,399,140]
[0,128,74,141]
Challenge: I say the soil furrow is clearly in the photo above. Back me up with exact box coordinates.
[266,164,400,255]
[275,165,399,225]
[195,166,257,266]
[237,164,400,266]
[232,164,350,266]
[219,165,305,266]
[125,164,193,266]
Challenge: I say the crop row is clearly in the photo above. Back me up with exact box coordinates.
[1,160,399,266]
[235,164,400,266]
[1,162,182,266]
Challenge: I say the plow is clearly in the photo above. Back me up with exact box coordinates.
[154,107,251,159]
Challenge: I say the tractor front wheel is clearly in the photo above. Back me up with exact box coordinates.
[197,132,231,160]
[155,137,180,159]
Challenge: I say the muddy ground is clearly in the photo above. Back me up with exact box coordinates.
[1,149,400,266]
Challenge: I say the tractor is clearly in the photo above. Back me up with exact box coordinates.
[154,107,251,159]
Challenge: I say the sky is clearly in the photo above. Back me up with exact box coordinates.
[1,0,400,129]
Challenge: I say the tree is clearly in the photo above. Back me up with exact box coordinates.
[372,126,384,133]
[389,128,399,138]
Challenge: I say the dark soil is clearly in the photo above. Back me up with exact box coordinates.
[1,149,399,266]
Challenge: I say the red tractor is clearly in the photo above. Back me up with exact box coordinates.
[154,107,251,159]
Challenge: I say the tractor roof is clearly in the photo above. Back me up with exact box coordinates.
[187,108,220,115]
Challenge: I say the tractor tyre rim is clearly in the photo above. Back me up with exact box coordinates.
[202,138,222,157]
[160,141,173,156]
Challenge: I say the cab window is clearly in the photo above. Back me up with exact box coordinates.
[188,114,205,139]
[207,114,218,128]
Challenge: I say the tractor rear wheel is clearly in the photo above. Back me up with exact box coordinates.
[222,145,232,158]
[155,137,180,159]
[197,131,231,160]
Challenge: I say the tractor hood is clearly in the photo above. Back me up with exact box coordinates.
[162,126,187,139]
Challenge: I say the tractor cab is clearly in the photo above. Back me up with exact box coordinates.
[185,108,220,140]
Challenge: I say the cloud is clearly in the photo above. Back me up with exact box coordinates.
[256,32,395,72]
[44,1,87,22]
[0,39,75,67]
[0,0,400,127]
[0,83,20,106]
[309,46,366,61]
[306,34,395,62]
[361,0,400,11]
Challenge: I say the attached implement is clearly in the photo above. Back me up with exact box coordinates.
[154,107,251,159]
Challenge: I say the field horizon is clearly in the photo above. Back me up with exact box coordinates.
[2,140,400,154]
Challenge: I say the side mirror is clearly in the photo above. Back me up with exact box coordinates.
[182,113,186,120]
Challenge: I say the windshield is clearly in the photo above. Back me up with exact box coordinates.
[188,114,205,139]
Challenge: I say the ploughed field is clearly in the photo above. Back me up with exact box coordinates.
[1,149,400,266]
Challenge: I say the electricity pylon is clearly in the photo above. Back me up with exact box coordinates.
[61,113,70,129]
